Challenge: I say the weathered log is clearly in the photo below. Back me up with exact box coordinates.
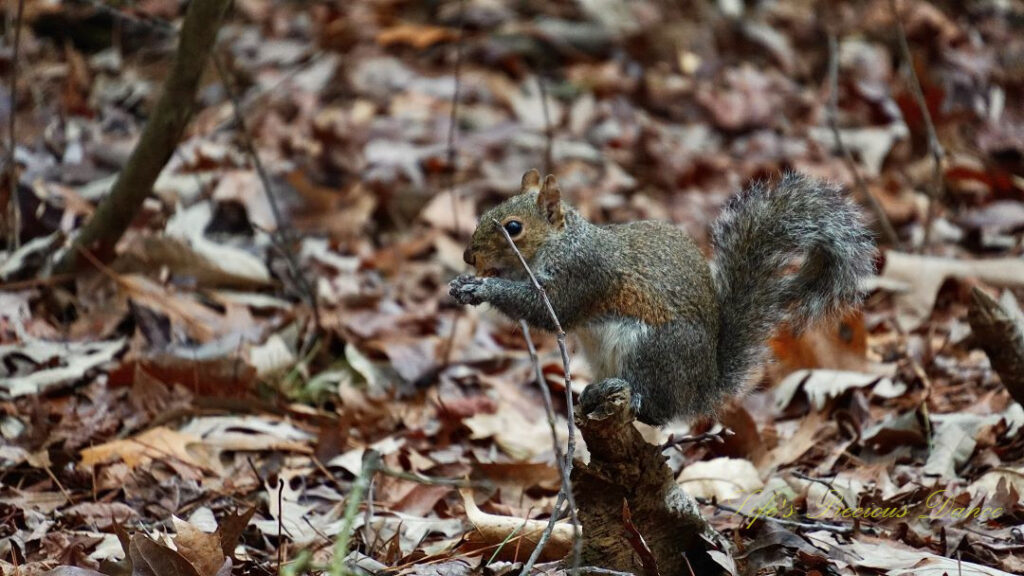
[968,286,1024,407]
[573,387,732,575]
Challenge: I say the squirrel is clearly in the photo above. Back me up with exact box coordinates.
[449,169,875,425]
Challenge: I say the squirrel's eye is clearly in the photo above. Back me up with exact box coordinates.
[504,220,524,237]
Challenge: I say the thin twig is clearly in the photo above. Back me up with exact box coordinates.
[211,53,322,335]
[889,0,945,250]
[520,321,577,569]
[486,514,530,566]
[363,467,377,555]
[533,564,634,576]
[661,427,734,451]
[5,0,26,250]
[331,450,381,576]
[792,471,853,509]
[445,0,467,222]
[490,219,581,575]
[825,30,900,247]
[521,321,567,480]
[277,478,285,571]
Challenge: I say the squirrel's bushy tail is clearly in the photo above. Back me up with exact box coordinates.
[710,173,875,395]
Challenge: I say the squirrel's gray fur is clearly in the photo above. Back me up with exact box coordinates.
[709,173,876,406]
[450,171,876,425]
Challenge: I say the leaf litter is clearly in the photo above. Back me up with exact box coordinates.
[1,0,1023,575]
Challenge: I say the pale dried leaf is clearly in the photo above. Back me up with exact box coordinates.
[880,252,1024,330]
[677,457,763,501]
[0,338,126,398]
[774,369,903,411]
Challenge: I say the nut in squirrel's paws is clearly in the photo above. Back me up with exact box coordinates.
[449,275,486,306]
[580,378,640,418]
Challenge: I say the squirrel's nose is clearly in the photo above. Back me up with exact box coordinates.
[463,247,475,266]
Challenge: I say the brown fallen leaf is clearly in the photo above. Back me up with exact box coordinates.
[377,24,457,49]
[770,311,871,375]
[43,568,106,576]
[967,287,1024,407]
[459,489,574,562]
[759,409,826,471]
[841,535,1016,576]
[79,426,216,477]
[172,517,226,576]
[129,534,201,576]
[677,457,763,501]
[65,502,138,530]
[215,508,256,559]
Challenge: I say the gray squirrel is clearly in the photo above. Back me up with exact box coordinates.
[450,170,875,425]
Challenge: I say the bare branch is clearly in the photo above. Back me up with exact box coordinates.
[488,219,582,574]
[211,53,321,333]
[376,465,486,488]
[662,427,735,451]
[702,499,853,534]
[825,30,901,247]
[889,0,945,251]
[53,0,233,274]
[538,75,554,175]
[520,321,577,571]
[521,321,568,477]
[967,286,1024,407]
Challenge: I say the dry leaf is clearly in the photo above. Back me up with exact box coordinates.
[879,252,1024,330]
[172,517,225,576]
[459,489,573,562]
[377,24,457,49]
[678,457,763,501]
[80,426,215,476]
[774,370,904,411]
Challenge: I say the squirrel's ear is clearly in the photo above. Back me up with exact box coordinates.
[521,169,541,192]
[537,174,564,228]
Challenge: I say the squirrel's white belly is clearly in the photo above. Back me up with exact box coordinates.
[575,319,650,381]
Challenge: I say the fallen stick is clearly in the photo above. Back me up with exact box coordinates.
[967,286,1024,407]
[53,0,232,274]
[889,0,945,251]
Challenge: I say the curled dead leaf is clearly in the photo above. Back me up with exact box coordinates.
[459,489,574,562]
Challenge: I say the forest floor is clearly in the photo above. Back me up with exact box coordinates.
[1,0,1024,575]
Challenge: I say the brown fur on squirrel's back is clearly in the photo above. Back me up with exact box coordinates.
[595,220,718,329]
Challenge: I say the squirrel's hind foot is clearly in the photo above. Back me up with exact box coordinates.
[580,378,643,422]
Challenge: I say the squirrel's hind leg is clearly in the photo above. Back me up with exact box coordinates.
[621,318,719,425]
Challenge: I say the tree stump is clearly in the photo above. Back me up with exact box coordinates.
[573,387,732,575]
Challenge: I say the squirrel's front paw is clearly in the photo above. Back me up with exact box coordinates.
[449,275,487,306]
[580,378,639,417]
